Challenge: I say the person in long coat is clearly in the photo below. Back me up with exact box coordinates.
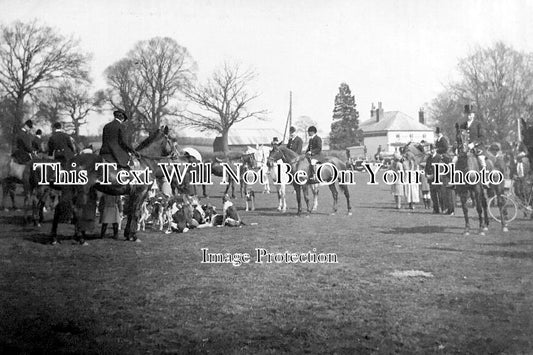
[48,122,76,167]
[12,120,35,164]
[402,153,420,209]
[100,110,137,168]
[287,126,303,154]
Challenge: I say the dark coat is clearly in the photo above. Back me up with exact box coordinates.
[12,129,34,163]
[48,131,75,162]
[99,119,136,168]
[306,135,322,157]
[459,119,485,146]
[287,135,303,154]
[424,153,443,184]
[33,136,44,153]
[435,135,449,155]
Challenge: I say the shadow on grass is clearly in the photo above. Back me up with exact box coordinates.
[476,250,533,260]
[380,225,462,234]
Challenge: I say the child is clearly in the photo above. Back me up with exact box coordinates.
[99,193,123,239]
[420,163,431,209]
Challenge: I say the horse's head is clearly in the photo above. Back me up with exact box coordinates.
[267,145,283,166]
[241,152,257,169]
[455,123,470,155]
[136,126,175,157]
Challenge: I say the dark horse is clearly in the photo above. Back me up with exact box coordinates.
[47,126,190,244]
[268,145,351,216]
[454,126,507,235]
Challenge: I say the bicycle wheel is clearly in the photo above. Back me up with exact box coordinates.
[488,195,518,224]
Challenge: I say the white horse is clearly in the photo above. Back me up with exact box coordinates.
[245,145,288,212]
[245,145,272,194]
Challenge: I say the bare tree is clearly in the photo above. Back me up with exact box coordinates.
[294,115,317,145]
[431,42,533,142]
[0,20,89,146]
[104,37,197,132]
[183,63,266,155]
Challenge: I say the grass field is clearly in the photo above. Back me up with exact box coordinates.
[0,171,532,353]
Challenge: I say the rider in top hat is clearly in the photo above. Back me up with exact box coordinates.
[287,126,303,154]
[459,104,486,169]
[100,109,138,169]
[305,126,323,180]
[12,120,35,164]
[48,122,76,167]
[434,127,449,156]
[271,137,280,147]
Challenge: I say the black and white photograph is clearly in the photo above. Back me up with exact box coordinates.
[0,0,532,353]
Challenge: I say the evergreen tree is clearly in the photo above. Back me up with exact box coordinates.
[329,83,361,149]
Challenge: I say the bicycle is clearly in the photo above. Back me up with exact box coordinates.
[488,178,533,224]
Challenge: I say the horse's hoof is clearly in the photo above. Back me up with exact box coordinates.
[80,241,89,246]
[463,231,470,236]
[51,240,59,245]
[133,238,141,243]
[479,231,486,236]
[347,211,353,216]
[502,226,509,232]
[482,227,488,232]
[331,212,336,216]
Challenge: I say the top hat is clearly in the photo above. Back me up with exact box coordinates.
[435,127,441,134]
[271,137,279,145]
[464,104,476,115]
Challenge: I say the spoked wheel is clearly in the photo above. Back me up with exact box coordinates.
[488,195,517,224]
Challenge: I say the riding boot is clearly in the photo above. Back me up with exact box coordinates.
[100,223,108,239]
[112,223,119,239]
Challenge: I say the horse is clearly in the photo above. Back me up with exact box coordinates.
[209,154,245,199]
[47,126,190,244]
[268,145,351,215]
[520,118,533,166]
[0,152,56,226]
[243,147,287,212]
[454,127,507,235]
[244,145,272,194]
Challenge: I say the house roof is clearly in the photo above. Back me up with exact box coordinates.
[360,111,433,133]
[225,127,285,145]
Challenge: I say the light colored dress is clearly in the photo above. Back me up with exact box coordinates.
[403,159,420,203]
[391,160,404,197]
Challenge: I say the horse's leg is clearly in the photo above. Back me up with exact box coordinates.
[231,180,236,199]
[308,184,317,212]
[460,190,470,236]
[303,184,311,213]
[497,191,509,232]
[475,188,486,235]
[341,184,352,216]
[329,183,339,215]
[281,184,287,212]
[480,188,489,233]
[50,206,60,245]
[202,184,208,198]
[294,184,302,215]
[263,170,270,194]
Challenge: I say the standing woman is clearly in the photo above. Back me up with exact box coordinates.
[391,152,404,209]
[403,152,420,210]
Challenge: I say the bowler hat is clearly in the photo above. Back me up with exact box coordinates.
[289,126,296,133]
[113,109,129,121]
[307,126,317,133]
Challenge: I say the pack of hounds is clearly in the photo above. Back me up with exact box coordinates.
[137,185,249,234]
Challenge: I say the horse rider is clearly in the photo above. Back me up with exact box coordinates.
[100,109,139,169]
[271,137,281,147]
[12,119,35,165]
[287,126,303,154]
[305,126,323,180]
[434,127,449,156]
[459,104,486,169]
[33,129,45,155]
[48,122,76,167]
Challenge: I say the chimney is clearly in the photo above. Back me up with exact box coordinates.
[370,103,376,120]
[376,102,384,122]
[418,107,425,124]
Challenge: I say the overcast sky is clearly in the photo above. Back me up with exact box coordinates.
[1,0,532,136]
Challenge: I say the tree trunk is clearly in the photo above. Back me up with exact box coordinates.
[221,128,230,157]
[11,94,25,152]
